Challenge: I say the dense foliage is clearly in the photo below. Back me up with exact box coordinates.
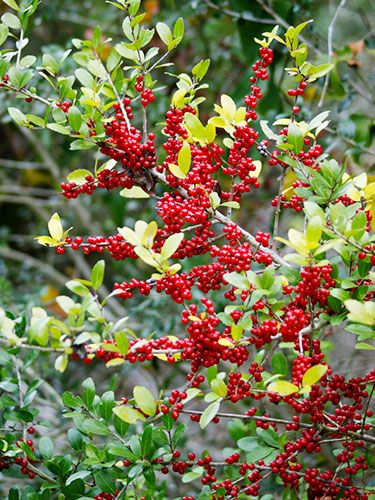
[0,0,374,499]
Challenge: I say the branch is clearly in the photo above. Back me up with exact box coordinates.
[181,408,313,428]
[213,210,291,268]
[318,0,348,108]
[203,0,273,24]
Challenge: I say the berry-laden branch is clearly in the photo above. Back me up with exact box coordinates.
[0,2,374,499]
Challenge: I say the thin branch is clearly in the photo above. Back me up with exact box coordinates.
[15,28,24,69]
[318,0,348,108]
[213,210,291,268]
[181,408,313,428]
[2,81,51,107]
[272,168,286,252]
[0,339,67,353]
[202,0,273,24]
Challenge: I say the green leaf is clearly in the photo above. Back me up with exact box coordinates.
[199,400,220,429]
[80,418,110,436]
[355,342,375,350]
[25,114,45,127]
[75,68,95,88]
[177,141,191,175]
[8,67,33,88]
[108,445,137,460]
[173,17,184,39]
[268,381,298,396]
[192,59,210,81]
[0,59,9,78]
[168,162,187,179]
[211,378,227,398]
[2,0,20,11]
[91,260,105,290]
[70,139,96,150]
[113,405,145,424]
[261,266,275,289]
[156,22,173,48]
[82,378,95,408]
[47,123,71,135]
[257,427,280,448]
[55,354,68,373]
[2,12,20,29]
[114,331,129,356]
[141,425,152,457]
[94,470,117,494]
[223,272,249,290]
[100,391,115,421]
[306,63,334,81]
[66,280,91,297]
[161,233,183,260]
[67,169,92,185]
[39,437,54,459]
[87,59,107,79]
[66,470,91,486]
[8,107,27,125]
[119,186,150,198]
[287,122,303,154]
[133,385,156,416]
[329,288,350,303]
[271,352,288,377]
[17,441,36,460]
[67,106,82,131]
[302,364,328,387]
[0,23,9,45]
[231,324,243,342]
[182,467,204,483]
[306,216,322,244]
[345,300,375,326]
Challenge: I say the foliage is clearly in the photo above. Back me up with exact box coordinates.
[0,0,374,499]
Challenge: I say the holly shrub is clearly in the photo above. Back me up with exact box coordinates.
[0,0,374,499]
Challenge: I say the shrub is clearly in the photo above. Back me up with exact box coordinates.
[0,1,374,498]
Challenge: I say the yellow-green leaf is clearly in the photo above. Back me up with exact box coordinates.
[231,324,243,342]
[133,385,156,416]
[161,233,184,260]
[169,162,186,179]
[141,221,158,248]
[211,378,227,398]
[119,186,150,198]
[178,141,191,175]
[55,354,68,373]
[48,213,63,241]
[345,300,375,326]
[113,406,145,423]
[302,364,328,388]
[268,381,299,396]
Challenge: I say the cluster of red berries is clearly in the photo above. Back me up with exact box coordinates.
[245,46,273,120]
[56,100,71,113]
[61,169,133,199]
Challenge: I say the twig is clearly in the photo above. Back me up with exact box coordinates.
[202,0,273,24]
[0,339,68,353]
[15,28,24,69]
[213,210,291,268]
[180,409,313,428]
[272,168,286,252]
[318,0,348,108]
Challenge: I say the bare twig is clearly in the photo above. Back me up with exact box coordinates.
[318,0,348,108]
[203,0,273,24]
